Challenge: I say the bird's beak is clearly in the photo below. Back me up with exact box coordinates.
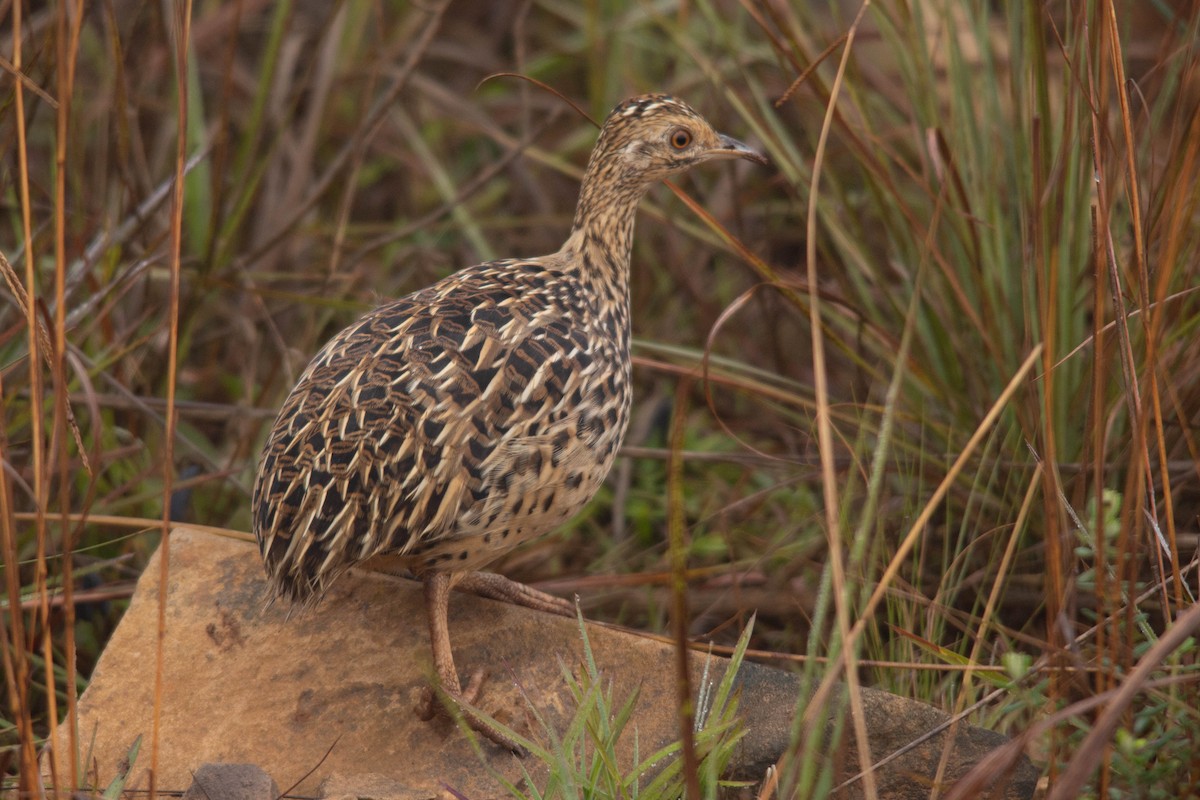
[712,134,769,166]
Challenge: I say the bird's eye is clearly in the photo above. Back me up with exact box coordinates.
[670,128,692,150]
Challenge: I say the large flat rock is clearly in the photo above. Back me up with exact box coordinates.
[51,527,1036,798]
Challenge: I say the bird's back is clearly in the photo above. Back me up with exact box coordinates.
[252,254,631,603]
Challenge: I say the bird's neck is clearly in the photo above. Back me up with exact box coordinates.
[561,155,648,296]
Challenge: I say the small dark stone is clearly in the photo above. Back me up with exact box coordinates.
[182,763,278,800]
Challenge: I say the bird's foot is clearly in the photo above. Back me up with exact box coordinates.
[416,668,527,755]
[416,666,485,720]
[456,571,575,617]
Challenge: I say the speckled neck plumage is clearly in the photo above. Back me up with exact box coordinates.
[557,130,651,321]
[566,140,650,259]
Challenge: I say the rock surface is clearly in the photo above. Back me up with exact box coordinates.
[52,527,1037,798]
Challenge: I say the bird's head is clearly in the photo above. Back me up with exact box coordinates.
[592,94,768,184]
[567,93,766,248]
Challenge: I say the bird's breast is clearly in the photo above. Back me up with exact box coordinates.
[412,311,632,571]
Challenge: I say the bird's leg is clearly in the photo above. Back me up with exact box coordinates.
[456,571,575,617]
[424,572,466,697]
[420,571,527,754]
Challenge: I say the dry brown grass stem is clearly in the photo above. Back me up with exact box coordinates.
[150,3,194,796]
[802,4,878,798]
[667,377,702,800]
[10,0,47,790]
[53,0,87,789]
